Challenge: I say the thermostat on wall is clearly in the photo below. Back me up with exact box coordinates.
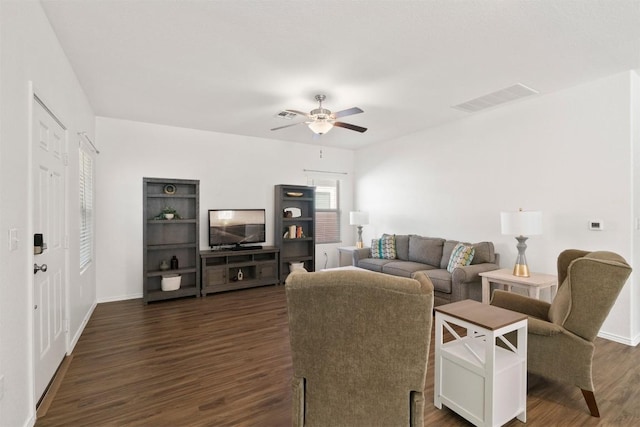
[589,220,603,231]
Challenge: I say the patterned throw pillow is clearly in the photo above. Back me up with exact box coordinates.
[447,243,475,273]
[370,235,397,259]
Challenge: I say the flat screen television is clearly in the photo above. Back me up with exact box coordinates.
[208,209,266,249]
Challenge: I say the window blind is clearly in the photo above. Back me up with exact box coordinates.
[311,179,341,244]
[79,148,94,270]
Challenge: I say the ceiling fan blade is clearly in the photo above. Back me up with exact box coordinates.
[333,107,364,119]
[333,121,368,133]
[284,109,311,118]
[271,122,306,131]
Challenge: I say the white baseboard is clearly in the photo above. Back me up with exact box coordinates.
[68,301,97,354]
[23,413,36,427]
[598,330,638,346]
[97,292,142,303]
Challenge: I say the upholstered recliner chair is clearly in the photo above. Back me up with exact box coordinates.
[491,249,632,417]
[285,269,434,427]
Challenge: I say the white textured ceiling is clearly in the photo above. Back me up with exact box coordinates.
[40,0,640,150]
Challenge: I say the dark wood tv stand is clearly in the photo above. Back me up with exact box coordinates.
[200,246,279,295]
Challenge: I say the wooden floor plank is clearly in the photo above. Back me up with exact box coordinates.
[36,285,640,426]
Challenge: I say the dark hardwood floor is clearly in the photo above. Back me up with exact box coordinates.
[36,285,640,426]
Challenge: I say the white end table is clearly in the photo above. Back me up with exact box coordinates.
[434,300,528,427]
[337,246,360,267]
[479,268,558,304]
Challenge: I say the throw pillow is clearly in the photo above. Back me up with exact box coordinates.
[447,243,475,273]
[370,235,397,259]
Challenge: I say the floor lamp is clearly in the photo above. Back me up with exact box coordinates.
[349,211,369,249]
[500,209,542,277]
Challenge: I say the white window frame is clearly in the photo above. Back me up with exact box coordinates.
[311,178,341,244]
[79,147,94,271]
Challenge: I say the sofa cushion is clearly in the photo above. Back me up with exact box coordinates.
[471,241,495,264]
[421,269,452,294]
[393,234,410,261]
[447,243,475,273]
[408,235,445,267]
[370,235,396,259]
[358,258,394,272]
[382,261,435,278]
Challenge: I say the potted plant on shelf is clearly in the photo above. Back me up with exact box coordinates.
[154,206,181,220]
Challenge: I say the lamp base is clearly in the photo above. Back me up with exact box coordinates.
[512,235,530,277]
[355,225,364,249]
[513,263,530,277]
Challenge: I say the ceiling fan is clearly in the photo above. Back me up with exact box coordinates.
[271,94,367,135]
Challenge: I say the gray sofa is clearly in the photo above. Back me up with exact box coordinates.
[352,234,500,306]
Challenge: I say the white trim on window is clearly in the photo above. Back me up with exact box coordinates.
[79,147,94,271]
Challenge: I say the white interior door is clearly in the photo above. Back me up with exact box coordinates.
[32,96,67,401]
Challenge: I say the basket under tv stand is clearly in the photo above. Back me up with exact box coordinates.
[200,246,279,295]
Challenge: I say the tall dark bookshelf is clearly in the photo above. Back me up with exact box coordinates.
[274,184,316,283]
[143,177,200,303]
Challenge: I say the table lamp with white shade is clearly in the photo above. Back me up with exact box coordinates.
[349,211,369,249]
[500,209,542,277]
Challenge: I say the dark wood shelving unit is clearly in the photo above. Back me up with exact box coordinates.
[143,177,200,303]
[274,184,316,283]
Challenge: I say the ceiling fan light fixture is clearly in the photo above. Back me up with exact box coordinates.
[272,94,366,135]
[308,120,333,135]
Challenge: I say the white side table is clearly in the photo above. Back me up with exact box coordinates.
[479,268,558,304]
[434,300,528,427]
[337,246,360,267]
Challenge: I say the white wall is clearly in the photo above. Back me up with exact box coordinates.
[95,117,355,301]
[355,71,637,344]
[0,2,96,426]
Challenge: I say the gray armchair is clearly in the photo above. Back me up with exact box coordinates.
[285,269,434,426]
[491,249,631,417]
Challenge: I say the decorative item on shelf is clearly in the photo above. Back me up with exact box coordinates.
[163,184,176,195]
[500,208,542,277]
[349,211,369,249]
[159,260,169,271]
[289,225,297,239]
[161,274,181,291]
[170,255,179,270]
[296,226,304,238]
[237,268,244,281]
[153,206,181,220]
[284,207,302,218]
[289,262,306,272]
[286,192,304,197]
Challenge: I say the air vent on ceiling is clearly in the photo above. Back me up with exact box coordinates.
[452,83,538,113]
[276,111,298,120]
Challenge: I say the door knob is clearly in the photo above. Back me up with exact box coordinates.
[34,263,48,274]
